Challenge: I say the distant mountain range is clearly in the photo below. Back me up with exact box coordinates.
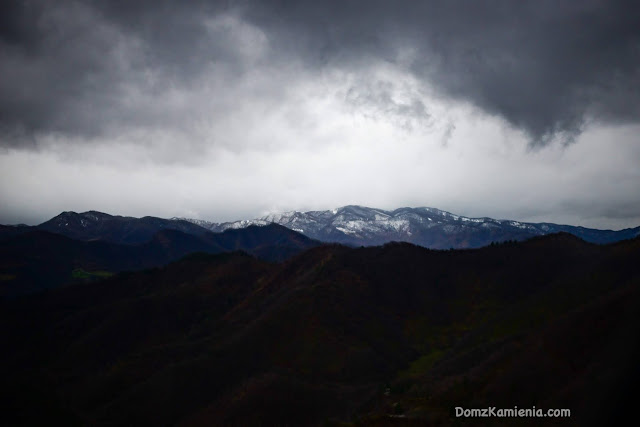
[177,205,640,248]
[2,206,638,250]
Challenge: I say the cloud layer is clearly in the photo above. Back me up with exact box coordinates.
[1,1,639,228]
[2,0,639,146]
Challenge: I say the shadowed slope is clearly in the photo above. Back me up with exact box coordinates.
[1,234,638,425]
[0,223,320,296]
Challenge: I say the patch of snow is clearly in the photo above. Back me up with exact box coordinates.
[336,226,358,235]
[461,217,484,223]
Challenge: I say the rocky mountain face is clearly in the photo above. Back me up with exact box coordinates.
[179,205,640,249]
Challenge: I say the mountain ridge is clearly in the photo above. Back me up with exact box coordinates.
[176,205,640,249]
[2,206,638,250]
[36,210,212,244]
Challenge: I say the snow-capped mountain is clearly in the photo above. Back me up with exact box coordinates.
[177,205,640,249]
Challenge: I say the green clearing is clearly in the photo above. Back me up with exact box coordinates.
[71,268,114,281]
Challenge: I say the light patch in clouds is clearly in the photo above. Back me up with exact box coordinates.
[341,64,432,132]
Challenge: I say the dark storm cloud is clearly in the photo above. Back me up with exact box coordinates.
[244,0,640,145]
[1,0,639,147]
[0,0,244,146]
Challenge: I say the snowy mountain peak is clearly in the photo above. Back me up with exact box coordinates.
[177,205,640,249]
[178,205,493,246]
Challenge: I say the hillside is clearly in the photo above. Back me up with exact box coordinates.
[0,224,319,296]
[1,234,638,425]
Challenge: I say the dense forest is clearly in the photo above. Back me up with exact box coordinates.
[1,232,639,425]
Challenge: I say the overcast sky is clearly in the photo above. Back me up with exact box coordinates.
[1,0,639,229]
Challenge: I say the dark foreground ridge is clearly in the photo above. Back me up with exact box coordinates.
[0,222,320,296]
[1,233,639,425]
